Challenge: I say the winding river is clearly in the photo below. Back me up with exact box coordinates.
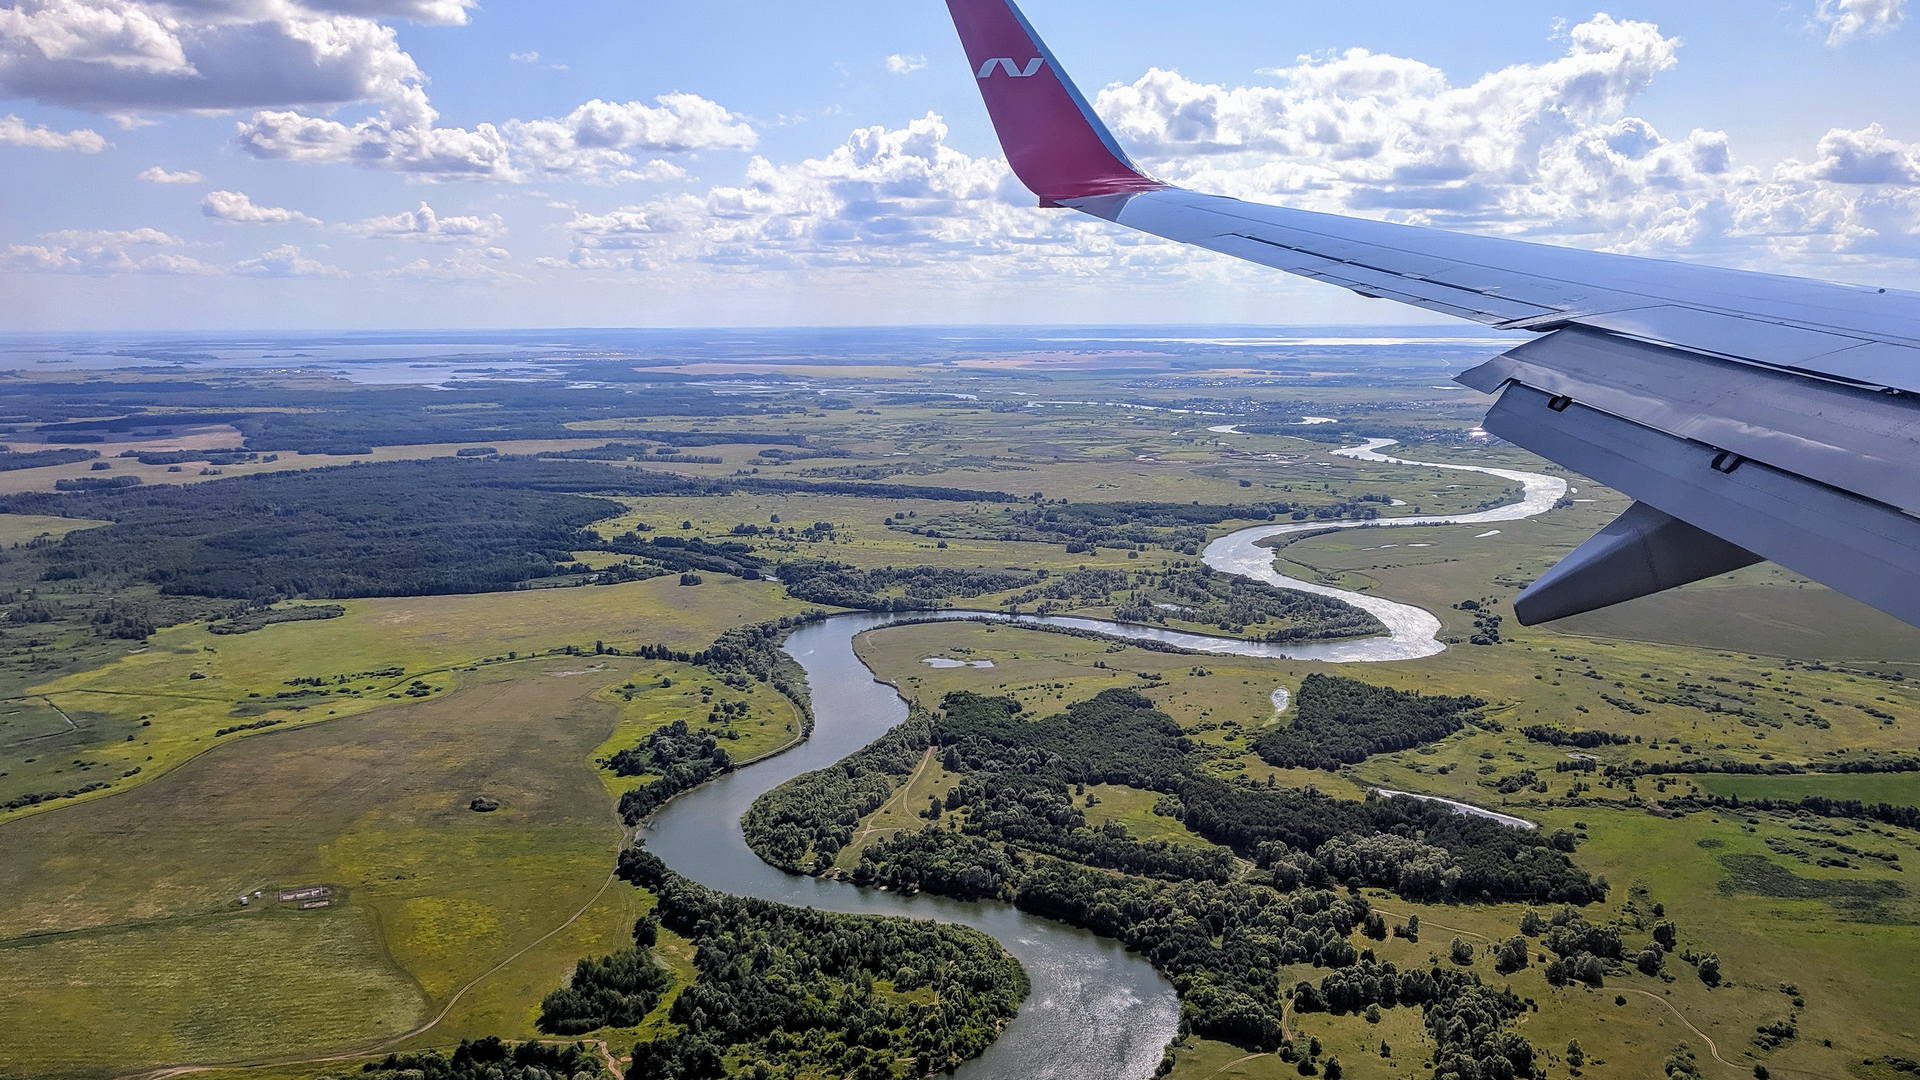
[642,436,1565,1079]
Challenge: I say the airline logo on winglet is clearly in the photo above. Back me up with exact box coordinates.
[977,57,1046,79]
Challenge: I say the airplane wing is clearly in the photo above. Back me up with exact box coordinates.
[944,0,1920,629]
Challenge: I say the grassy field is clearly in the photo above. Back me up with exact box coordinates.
[1693,770,1920,806]
[0,574,810,819]
[0,655,654,1077]
[0,512,106,544]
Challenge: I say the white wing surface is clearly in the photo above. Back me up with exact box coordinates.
[945,0,1920,627]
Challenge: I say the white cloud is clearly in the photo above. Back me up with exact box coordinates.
[1816,0,1905,44]
[0,0,754,180]
[201,188,320,225]
[1780,123,1920,184]
[233,242,344,276]
[235,92,755,180]
[349,200,504,242]
[509,48,565,70]
[0,112,106,151]
[0,0,430,117]
[611,159,690,184]
[543,113,1183,278]
[560,13,1920,286]
[295,0,475,26]
[137,164,202,182]
[884,53,926,75]
[380,245,512,280]
[1,226,215,274]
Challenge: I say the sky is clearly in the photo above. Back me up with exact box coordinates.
[0,0,1916,331]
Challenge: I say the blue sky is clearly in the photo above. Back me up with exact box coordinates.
[1,0,1916,330]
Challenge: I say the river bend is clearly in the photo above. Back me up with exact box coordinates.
[643,437,1563,1078]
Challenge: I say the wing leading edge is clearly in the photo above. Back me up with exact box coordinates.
[943,0,1920,630]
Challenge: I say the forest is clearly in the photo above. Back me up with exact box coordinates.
[613,848,1028,1079]
[904,495,1393,553]
[778,561,1040,611]
[0,447,97,471]
[0,457,1014,689]
[1002,564,1384,642]
[739,686,1601,1057]
[1251,673,1488,769]
[742,711,935,872]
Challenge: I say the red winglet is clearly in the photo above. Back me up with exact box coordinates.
[945,0,1163,204]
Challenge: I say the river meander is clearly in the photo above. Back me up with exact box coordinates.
[642,438,1564,1078]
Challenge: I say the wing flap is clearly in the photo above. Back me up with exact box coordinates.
[1513,501,1762,625]
[1483,384,1920,628]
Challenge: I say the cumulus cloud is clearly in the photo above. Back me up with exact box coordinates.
[348,200,504,242]
[1,226,215,274]
[137,164,202,182]
[612,158,690,184]
[542,113,1187,278]
[233,242,344,276]
[0,111,105,150]
[1781,123,1920,184]
[200,188,320,225]
[885,53,926,75]
[0,0,430,116]
[1098,15,1680,184]
[1816,0,1905,44]
[235,92,755,180]
[545,13,1920,285]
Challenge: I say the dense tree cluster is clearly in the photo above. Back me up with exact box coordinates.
[939,775,1238,885]
[1298,959,1536,1077]
[996,564,1383,642]
[778,561,1042,611]
[351,1038,609,1080]
[1252,673,1486,770]
[1520,725,1633,749]
[119,448,260,466]
[1675,793,1920,830]
[0,448,97,471]
[538,917,674,1035]
[744,711,934,872]
[859,826,1366,1050]
[54,475,139,491]
[615,849,1028,1079]
[800,688,1601,1051]
[902,496,1393,553]
[206,604,345,635]
[12,460,618,599]
[611,723,734,826]
[601,534,767,579]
